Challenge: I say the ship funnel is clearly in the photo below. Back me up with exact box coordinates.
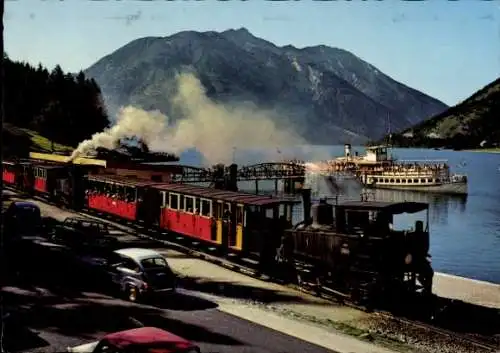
[344,144,352,158]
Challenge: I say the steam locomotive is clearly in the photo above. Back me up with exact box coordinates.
[2,155,434,307]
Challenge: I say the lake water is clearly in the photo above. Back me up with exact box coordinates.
[178,146,500,284]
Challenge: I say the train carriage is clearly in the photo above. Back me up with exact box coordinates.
[2,161,18,185]
[150,183,299,260]
[85,175,160,222]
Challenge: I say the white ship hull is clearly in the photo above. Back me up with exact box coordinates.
[365,181,468,195]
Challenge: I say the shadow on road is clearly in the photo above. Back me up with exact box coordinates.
[179,276,314,304]
[1,313,50,353]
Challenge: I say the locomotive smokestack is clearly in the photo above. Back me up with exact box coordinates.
[301,188,312,224]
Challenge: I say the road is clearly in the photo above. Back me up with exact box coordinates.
[2,193,337,353]
[3,285,336,353]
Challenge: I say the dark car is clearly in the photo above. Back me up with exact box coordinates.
[51,217,118,251]
[81,247,177,302]
[3,201,42,240]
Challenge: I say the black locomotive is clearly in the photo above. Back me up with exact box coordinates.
[278,191,433,306]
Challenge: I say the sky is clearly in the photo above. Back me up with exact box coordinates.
[4,0,500,106]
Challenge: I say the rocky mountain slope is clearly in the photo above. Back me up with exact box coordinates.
[390,77,500,149]
[84,28,447,145]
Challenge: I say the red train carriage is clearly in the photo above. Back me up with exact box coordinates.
[2,161,18,185]
[32,164,69,196]
[85,175,160,222]
[150,183,299,256]
[18,162,34,193]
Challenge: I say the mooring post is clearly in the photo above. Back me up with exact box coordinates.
[255,179,259,194]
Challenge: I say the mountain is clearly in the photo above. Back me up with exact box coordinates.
[84,28,447,145]
[389,77,500,149]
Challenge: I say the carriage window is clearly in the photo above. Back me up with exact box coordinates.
[170,194,179,209]
[346,210,370,229]
[279,204,285,217]
[215,201,223,218]
[195,198,200,214]
[180,195,185,211]
[185,196,194,213]
[161,191,166,207]
[265,208,274,219]
[201,199,212,217]
[236,205,244,224]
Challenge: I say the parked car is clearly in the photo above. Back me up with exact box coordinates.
[51,217,118,250]
[80,247,177,302]
[3,201,42,243]
[67,326,201,353]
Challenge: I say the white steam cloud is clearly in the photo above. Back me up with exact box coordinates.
[70,72,306,165]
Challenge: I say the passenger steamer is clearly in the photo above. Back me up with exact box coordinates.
[332,144,468,195]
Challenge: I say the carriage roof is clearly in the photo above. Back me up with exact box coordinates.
[86,174,298,207]
[152,183,299,207]
[87,174,160,187]
[337,200,428,214]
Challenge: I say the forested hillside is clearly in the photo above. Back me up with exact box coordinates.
[3,53,110,156]
[387,77,500,149]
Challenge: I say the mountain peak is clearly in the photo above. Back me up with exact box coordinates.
[84,28,448,144]
[223,27,251,35]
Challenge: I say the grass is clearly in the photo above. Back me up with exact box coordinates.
[21,128,73,153]
[4,123,73,155]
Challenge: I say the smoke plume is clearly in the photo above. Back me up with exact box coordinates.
[70,73,306,165]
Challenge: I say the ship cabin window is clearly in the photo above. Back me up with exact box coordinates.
[200,198,212,217]
[396,179,401,184]
[390,179,394,183]
[436,178,441,183]
[184,196,195,213]
[169,193,179,210]
[420,178,426,183]
[427,178,432,183]
[373,178,378,183]
[402,179,407,183]
[408,179,413,183]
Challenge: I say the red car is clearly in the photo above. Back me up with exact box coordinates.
[67,327,201,353]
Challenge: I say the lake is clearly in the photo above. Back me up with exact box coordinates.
[178,145,500,284]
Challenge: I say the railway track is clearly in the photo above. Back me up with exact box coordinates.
[4,188,499,352]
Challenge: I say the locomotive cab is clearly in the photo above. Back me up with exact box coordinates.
[285,199,433,307]
[334,201,433,298]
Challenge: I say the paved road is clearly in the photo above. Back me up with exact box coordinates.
[3,285,336,353]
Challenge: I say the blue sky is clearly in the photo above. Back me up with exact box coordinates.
[4,0,499,106]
